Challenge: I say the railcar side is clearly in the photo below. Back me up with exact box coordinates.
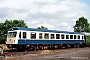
[6,27,86,50]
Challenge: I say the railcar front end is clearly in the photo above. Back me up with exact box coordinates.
[6,30,19,49]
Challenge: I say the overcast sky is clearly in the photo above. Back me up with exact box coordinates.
[0,0,90,31]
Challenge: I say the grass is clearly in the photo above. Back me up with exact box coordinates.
[0,44,10,51]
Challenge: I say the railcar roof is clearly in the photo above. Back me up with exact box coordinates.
[9,27,84,35]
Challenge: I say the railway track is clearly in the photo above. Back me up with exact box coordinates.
[3,51,38,56]
[3,44,90,57]
[2,48,80,56]
[3,47,90,60]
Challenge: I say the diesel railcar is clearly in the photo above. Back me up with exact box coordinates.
[6,27,86,50]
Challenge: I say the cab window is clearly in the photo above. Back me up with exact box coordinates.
[8,32,17,38]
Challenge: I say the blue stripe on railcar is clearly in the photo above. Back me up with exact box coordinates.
[18,39,85,45]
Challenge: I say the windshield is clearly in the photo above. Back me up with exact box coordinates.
[8,32,17,38]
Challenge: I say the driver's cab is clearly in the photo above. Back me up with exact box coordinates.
[6,30,19,44]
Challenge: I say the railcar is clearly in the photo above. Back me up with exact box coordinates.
[6,27,86,50]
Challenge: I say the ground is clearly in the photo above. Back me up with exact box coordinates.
[3,47,90,60]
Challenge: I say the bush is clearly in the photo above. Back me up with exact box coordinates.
[0,44,9,51]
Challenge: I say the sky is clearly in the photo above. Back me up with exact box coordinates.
[0,0,90,31]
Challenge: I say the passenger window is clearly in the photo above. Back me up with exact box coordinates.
[19,32,21,39]
[39,33,42,39]
[82,36,83,39]
[78,35,80,39]
[56,34,60,39]
[23,32,26,38]
[31,32,36,39]
[50,34,54,39]
[70,35,73,39]
[74,35,76,39]
[61,34,64,39]
[66,35,69,39]
[44,33,49,39]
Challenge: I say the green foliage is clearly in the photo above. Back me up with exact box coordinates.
[86,35,90,44]
[74,16,90,32]
[4,19,28,28]
[0,19,28,43]
[37,26,48,30]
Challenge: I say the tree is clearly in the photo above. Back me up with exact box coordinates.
[4,19,28,28]
[0,23,6,43]
[0,19,28,43]
[37,26,48,30]
[74,16,90,32]
[87,24,90,32]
